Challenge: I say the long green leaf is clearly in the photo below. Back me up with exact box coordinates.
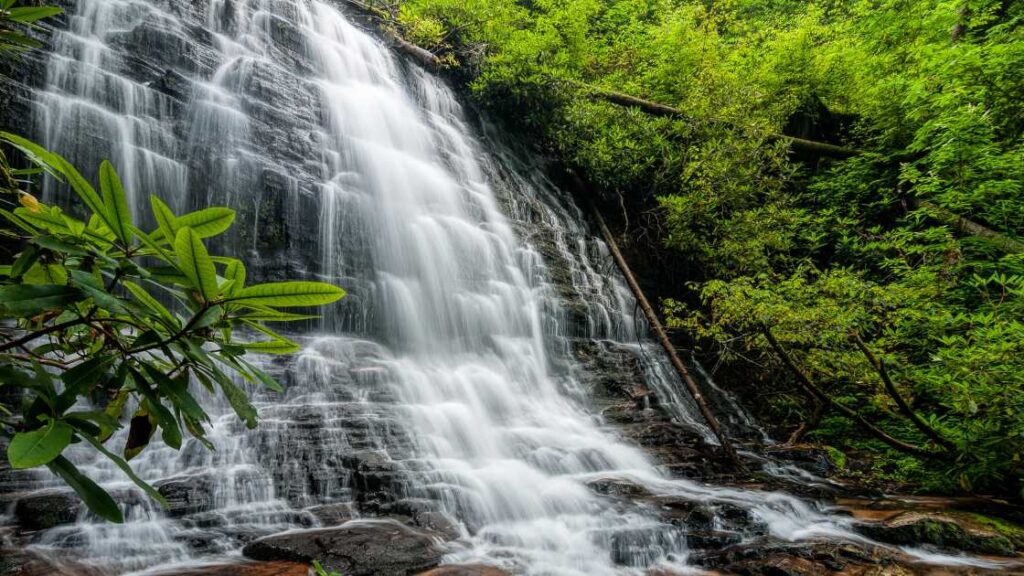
[129,368,183,450]
[47,455,123,523]
[128,224,173,261]
[7,419,73,469]
[175,207,235,239]
[140,363,209,424]
[214,371,258,429]
[238,308,319,322]
[150,195,178,245]
[222,259,246,296]
[0,131,63,180]
[228,281,346,308]
[174,227,218,301]
[78,431,167,507]
[243,338,301,355]
[7,6,63,23]
[53,156,115,230]
[0,284,82,316]
[98,161,132,244]
[122,280,178,328]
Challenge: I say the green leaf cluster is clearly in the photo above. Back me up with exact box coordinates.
[0,133,344,521]
[0,0,61,57]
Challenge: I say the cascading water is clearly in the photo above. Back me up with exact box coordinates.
[3,0,1012,574]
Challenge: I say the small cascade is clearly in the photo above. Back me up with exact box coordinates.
[3,0,1011,574]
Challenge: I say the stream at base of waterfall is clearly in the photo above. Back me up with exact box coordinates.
[0,1,1021,575]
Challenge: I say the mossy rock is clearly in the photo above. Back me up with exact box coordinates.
[858,511,1017,556]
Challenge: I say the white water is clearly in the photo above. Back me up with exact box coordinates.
[10,0,1012,574]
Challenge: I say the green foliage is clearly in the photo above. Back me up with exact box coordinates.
[312,560,342,576]
[394,0,1024,495]
[0,133,345,521]
[0,0,61,57]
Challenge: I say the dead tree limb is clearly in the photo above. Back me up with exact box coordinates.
[786,398,823,446]
[850,332,956,452]
[578,179,739,464]
[762,326,945,459]
[336,0,442,69]
[909,198,1024,254]
[569,82,860,159]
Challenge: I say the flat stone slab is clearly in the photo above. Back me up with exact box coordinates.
[243,519,448,576]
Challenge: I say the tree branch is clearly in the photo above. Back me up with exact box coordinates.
[578,173,740,464]
[850,332,956,452]
[762,326,945,459]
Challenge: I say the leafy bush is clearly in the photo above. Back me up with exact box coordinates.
[0,132,344,521]
[391,0,1024,495]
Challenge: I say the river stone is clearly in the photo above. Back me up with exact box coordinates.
[12,490,80,531]
[242,519,448,575]
[857,511,1016,556]
[155,473,215,517]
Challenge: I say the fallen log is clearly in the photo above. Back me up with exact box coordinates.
[909,199,1024,254]
[336,0,442,70]
[573,174,740,464]
[574,83,860,159]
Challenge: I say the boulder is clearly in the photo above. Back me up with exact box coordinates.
[243,519,448,576]
[12,490,80,531]
[586,477,652,499]
[155,473,214,517]
[857,511,1017,556]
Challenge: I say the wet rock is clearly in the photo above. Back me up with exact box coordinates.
[0,548,105,576]
[602,526,686,566]
[307,502,357,526]
[242,519,448,576]
[343,451,409,508]
[857,511,1017,556]
[412,511,461,540]
[150,69,191,102]
[587,477,652,499]
[416,566,511,576]
[685,530,742,549]
[651,497,716,531]
[12,490,80,531]
[156,473,214,517]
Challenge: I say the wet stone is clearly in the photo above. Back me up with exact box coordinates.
[12,490,80,531]
[242,519,449,576]
[684,530,742,549]
[155,472,215,517]
[857,511,1017,556]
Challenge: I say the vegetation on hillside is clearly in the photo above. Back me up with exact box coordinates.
[385,0,1024,496]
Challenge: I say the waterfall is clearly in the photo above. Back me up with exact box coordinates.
[8,0,994,574]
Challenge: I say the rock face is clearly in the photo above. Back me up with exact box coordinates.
[242,520,448,576]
